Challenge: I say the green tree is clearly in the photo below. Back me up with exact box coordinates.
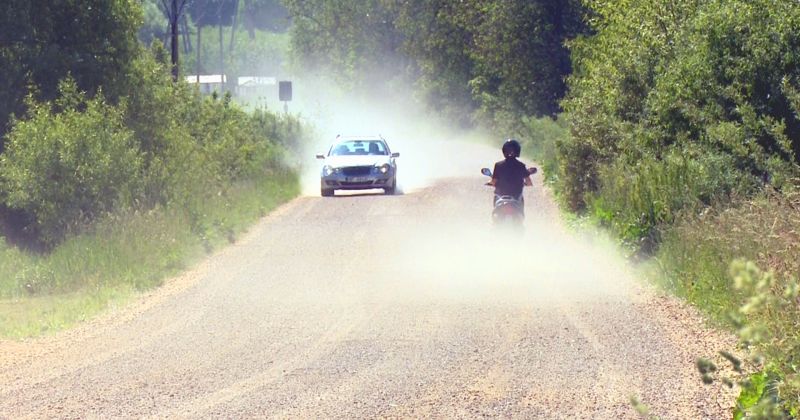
[391,0,480,126]
[242,0,290,35]
[467,0,587,119]
[0,80,142,244]
[284,0,406,93]
[561,0,800,225]
[0,0,142,145]
[139,0,169,46]
[188,0,238,27]
[282,0,587,125]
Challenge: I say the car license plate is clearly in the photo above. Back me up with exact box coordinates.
[349,177,369,183]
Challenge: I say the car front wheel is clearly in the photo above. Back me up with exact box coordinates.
[384,178,397,195]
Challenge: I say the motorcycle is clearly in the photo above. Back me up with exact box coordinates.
[480,167,537,227]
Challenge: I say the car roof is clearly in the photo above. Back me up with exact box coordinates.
[335,135,386,142]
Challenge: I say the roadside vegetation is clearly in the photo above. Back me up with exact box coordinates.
[283,0,799,416]
[2,0,798,415]
[541,2,799,415]
[0,1,305,337]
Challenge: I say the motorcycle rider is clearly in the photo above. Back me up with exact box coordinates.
[486,139,533,210]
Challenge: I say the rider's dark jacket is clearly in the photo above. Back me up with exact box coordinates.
[492,157,529,197]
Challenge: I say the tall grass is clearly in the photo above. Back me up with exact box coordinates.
[0,170,298,337]
[652,190,800,415]
[655,190,800,318]
[590,147,755,246]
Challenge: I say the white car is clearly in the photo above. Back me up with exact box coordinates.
[316,135,400,196]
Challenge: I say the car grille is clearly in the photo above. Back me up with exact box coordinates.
[341,166,372,176]
[341,181,375,186]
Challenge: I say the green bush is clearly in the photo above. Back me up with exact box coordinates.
[562,0,800,212]
[0,43,306,270]
[696,260,800,418]
[590,146,755,243]
[0,6,308,336]
[250,107,305,156]
[4,169,298,298]
[518,115,567,184]
[188,94,275,183]
[728,261,799,418]
[655,192,800,414]
[0,169,299,336]
[116,44,304,212]
[556,131,600,211]
[115,45,216,212]
[0,80,142,245]
[657,191,800,310]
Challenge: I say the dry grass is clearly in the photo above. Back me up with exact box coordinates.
[0,171,299,338]
[655,189,800,414]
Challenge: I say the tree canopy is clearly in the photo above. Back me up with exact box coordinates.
[283,0,589,125]
[242,0,290,34]
[187,0,238,27]
[560,0,800,210]
[0,0,142,145]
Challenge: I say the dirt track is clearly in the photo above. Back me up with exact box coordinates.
[0,142,736,418]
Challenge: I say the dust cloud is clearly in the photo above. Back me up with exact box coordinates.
[284,77,493,196]
[285,78,640,306]
[375,208,640,307]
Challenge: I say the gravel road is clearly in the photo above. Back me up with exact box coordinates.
[0,142,736,418]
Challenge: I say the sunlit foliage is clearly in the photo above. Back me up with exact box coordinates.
[562,0,800,214]
[283,0,588,125]
[0,0,142,145]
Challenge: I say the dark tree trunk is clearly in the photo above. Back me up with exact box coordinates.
[182,13,192,54]
[170,0,179,80]
[196,25,202,82]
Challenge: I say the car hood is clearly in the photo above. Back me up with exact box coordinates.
[324,155,392,167]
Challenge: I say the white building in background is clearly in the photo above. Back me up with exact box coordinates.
[185,74,227,95]
[236,77,280,109]
[237,77,277,99]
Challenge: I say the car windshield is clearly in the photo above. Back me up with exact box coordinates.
[330,140,388,156]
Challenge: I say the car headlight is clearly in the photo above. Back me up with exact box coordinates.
[376,163,391,174]
[323,165,338,176]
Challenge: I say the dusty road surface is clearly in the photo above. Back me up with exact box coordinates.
[0,142,735,418]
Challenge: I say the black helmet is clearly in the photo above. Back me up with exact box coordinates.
[502,139,521,158]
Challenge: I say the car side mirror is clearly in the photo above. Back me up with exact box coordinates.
[391,152,400,158]
[315,154,325,159]
[481,168,492,177]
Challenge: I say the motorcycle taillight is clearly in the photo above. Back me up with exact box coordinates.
[500,205,516,215]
